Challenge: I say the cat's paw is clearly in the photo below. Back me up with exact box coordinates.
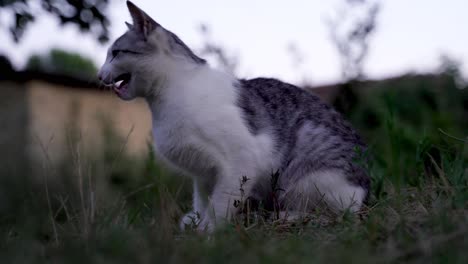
[179,211,201,231]
[196,217,215,233]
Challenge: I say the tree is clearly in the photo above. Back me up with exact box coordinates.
[26,48,98,79]
[0,0,111,43]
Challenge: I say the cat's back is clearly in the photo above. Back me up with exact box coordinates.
[236,77,369,192]
[236,77,364,145]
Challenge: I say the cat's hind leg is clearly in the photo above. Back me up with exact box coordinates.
[281,169,367,214]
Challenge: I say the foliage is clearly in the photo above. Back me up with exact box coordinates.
[1,72,467,262]
[25,48,98,80]
[0,0,110,43]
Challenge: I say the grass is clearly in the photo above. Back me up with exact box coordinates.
[0,73,467,263]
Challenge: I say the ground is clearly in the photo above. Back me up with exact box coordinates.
[0,74,467,263]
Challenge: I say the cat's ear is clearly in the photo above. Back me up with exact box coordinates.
[126,1,159,40]
[125,21,133,30]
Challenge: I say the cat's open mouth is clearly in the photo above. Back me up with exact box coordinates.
[113,73,131,94]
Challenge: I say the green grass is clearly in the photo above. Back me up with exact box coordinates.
[0,74,467,263]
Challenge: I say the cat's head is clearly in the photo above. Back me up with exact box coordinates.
[98,1,205,100]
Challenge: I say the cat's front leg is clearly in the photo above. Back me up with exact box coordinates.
[180,179,208,230]
[197,172,252,232]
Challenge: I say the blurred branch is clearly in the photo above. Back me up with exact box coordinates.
[326,0,380,81]
[198,24,238,75]
[0,0,111,43]
[325,0,381,114]
[287,43,312,85]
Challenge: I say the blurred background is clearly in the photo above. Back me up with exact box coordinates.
[0,0,467,262]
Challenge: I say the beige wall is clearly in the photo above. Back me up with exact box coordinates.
[1,81,153,165]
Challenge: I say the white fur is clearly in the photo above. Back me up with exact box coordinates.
[97,25,277,230]
[98,4,365,231]
[282,170,365,213]
[147,65,277,231]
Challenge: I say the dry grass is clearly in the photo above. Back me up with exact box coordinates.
[0,127,466,264]
[1,75,467,263]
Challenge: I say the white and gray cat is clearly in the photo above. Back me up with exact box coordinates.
[98,1,370,232]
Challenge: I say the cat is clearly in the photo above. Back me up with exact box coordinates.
[98,1,370,232]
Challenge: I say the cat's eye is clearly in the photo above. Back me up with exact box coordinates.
[112,49,141,58]
[112,50,121,58]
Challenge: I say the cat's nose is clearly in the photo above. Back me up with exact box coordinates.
[97,71,103,81]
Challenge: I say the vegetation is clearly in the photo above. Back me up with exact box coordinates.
[0,0,110,43]
[0,71,466,263]
[0,1,466,262]
[25,48,98,80]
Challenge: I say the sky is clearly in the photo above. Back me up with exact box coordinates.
[1,0,467,86]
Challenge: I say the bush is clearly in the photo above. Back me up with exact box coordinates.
[25,49,98,80]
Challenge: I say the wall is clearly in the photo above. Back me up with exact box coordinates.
[1,81,152,168]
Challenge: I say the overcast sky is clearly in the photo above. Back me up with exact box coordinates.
[1,0,467,85]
